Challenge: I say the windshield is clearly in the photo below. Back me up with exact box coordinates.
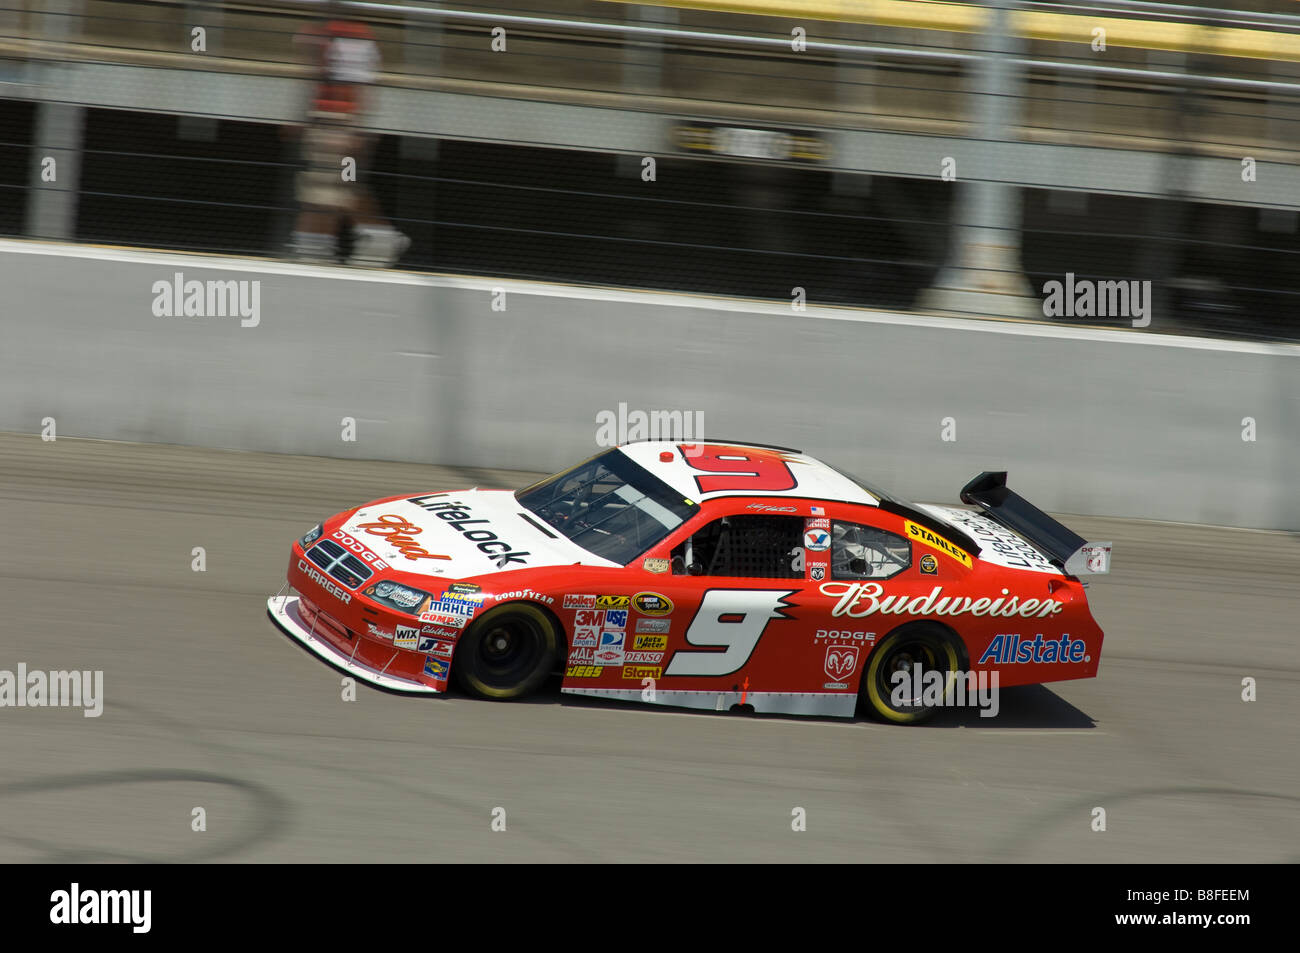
[515,449,699,564]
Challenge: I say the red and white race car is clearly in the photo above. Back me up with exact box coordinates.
[267,441,1110,723]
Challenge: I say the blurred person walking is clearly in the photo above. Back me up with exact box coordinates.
[288,3,408,267]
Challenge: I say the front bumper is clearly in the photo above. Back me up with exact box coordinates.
[267,594,446,694]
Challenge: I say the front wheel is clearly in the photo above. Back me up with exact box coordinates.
[453,603,558,700]
[862,625,960,725]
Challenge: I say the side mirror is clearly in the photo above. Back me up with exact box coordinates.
[849,557,868,576]
[688,561,704,576]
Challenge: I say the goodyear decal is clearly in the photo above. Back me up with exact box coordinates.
[903,520,973,569]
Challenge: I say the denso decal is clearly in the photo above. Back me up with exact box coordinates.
[357,514,450,563]
[903,520,973,569]
[298,559,352,605]
[821,583,1064,619]
[978,633,1089,664]
[624,651,664,664]
[330,530,390,570]
[632,592,673,616]
[407,496,532,568]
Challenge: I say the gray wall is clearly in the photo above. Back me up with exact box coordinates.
[2,240,1297,530]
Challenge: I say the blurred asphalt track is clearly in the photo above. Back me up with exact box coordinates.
[1,432,1297,862]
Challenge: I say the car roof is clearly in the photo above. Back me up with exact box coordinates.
[615,440,881,506]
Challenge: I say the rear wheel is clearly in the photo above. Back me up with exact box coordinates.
[862,625,960,725]
[453,603,558,700]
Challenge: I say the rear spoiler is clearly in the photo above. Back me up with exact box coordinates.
[960,471,1111,575]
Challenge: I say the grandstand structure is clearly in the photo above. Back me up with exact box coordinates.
[3,0,1299,337]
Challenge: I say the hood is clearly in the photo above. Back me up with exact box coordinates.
[914,504,1063,575]
[341,489,618,579]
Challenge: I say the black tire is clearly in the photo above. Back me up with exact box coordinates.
[453,603,559,700]
[862,625,960,725]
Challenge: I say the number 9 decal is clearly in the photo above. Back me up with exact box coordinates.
[664,589,795,677]
[681,445,797,495]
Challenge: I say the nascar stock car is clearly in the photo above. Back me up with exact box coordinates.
[267,440,1111,723]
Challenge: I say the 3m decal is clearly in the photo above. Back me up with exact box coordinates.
[664,589,795,677]
[903,520,973,569]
